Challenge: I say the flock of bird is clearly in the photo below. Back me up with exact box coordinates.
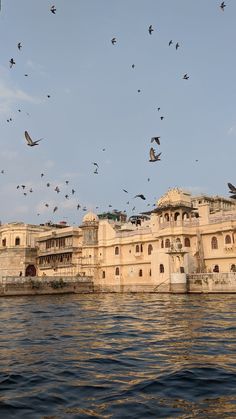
[0,2,234,224]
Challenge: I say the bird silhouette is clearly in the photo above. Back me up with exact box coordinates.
[50,5,56,14]
[17,42,22,50]
[131,64,135,68]
[55,186,60,193]
[9,58,15,68]
[24,131,43,147]
[151,136,161,145]
[111,37,117,45]
[93,162,99,168]
[228,183,236,193]
[169,40,173,46]
[149,148,161,162]
[123,189,128,193]
[134,194,146,200]
[148,25,154,35]
[53,206,58,213]
[77,204,81,210]
[160,116,164,120]
[176,42,180,50]
[220,2,226,11]
[41,173,44,178]
[72,189,75,195]
[183,73,189,80]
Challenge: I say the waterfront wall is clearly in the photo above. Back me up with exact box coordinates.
[0,276,94,296]
[187,273,236,293]
[2,273,236,295]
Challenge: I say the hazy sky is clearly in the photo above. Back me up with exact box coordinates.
[0,0,235,225]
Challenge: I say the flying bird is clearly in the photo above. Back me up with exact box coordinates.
[93,162,99,168]
[111,37,117,45]
[77,204,81,210]
[228,182,236,193]
[220,2,226,11]
[123,189,128,193]
[65,180,69,185]
[176,42,180,50]
[55,186,60,193]
[169,40,173,46]
[134,194,146,200]
[157,107,160,111]
[17,42,22,50]
[149,147,161,162]
[151,136,161,145]
[46,183,50,187]
[50,5,56,14]
[148,25,154,35]
[41,173,44,178]
[131,64,135,68]
[72,189,75,195]
[183,73,189,80]
[160,116,164,120]
[53,206,58,213]
[24,131,43,147]
[9,58,15,68]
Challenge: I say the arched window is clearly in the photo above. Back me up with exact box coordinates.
[182,212,189,220]
[135,244,140,253]
[164,213,169,222]
[211,236,218,249]
[213,265,219,273]
[161,240,164,249]
[115,267,119,275]
[165,238,170,248]
[230,264,236,272]
[102,271,106,278]
[174,212,180,221]
[139,269,143,277]
[115,246,119,255]
[148,244,153,255]
[225,235,231,244]
[184,237,190,247]
[160,264,164,273]
[2,238,6,247]
[15,237,20,246]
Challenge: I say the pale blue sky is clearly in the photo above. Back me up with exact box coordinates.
[0,0,236,225]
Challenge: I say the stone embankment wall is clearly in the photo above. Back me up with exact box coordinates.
[0,276,94,296]
[187,273,236,293]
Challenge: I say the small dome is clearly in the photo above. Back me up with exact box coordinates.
[82,211,98,223]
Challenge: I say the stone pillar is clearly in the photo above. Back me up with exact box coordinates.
[170,272,187,293]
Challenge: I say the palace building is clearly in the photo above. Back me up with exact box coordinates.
[0,188,236,292]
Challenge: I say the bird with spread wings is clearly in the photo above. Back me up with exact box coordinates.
[24,131,43,147]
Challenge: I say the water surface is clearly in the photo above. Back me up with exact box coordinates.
[1,293,236,418]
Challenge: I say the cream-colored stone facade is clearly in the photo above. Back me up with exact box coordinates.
[1,189,236,292]
[0,222,49,277]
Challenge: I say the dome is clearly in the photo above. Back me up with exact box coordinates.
[82,211,99,223]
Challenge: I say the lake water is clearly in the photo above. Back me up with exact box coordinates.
[0,293,236,418]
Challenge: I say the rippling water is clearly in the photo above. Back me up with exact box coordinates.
[1,294,236,418]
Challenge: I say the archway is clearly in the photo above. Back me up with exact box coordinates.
[25,265,36,277]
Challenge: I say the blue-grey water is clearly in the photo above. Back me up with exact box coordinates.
[1,294,236,419]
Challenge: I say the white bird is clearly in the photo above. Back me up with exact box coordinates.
[24,131,43,147]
